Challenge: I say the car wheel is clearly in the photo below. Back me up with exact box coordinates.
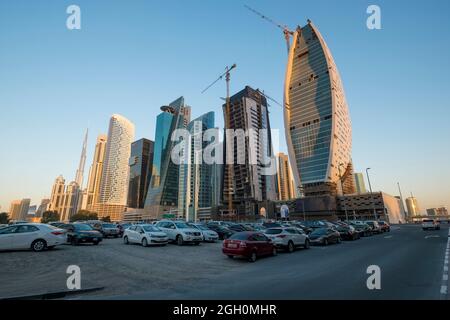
[142,238,148,247]
[194,242,200,246]
[227,255,234,259]
[337,237,342,244]
[123,236,129,244]
[93,241,99,245]
[71,238,79,246]
[249,251,257,262]
[31,239,47,252]
[176,235,184,246]
[323,239,328,246]
[287,241,294,253]
[304,239,310,249]
[272,247,278,256]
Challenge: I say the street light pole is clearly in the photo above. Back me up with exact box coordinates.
[366,168,378,220]
[338,163,349,222]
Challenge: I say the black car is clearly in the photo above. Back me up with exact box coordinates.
[62,223,103,245]
[309,227,341,246]
[334,224,359,240]
[207,224,235,240]
[227,224,247,232]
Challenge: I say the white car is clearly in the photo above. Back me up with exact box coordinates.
[0,223,66,252]
[264,227,310,252]
[422,219,440,230]
[155,220,203,245]
[123,224,168,246]
[189,223,219,242]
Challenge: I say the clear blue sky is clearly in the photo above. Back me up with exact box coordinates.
[1,0,449,213]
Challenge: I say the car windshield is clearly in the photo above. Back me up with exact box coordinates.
[102,224,116,228]
[265,228,282,235]
[311,228,328,235]
[175,222,189,229]
[74,224,93,231]
[143,225,159,232]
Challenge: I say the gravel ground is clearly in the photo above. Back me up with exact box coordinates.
[0,238,243,299]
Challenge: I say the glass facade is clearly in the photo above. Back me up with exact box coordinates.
[284,21,352,195]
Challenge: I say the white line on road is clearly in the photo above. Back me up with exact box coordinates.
[384,235,392,239]
[441,285,448,295]
[444,274,449,281]
[425,235,440,239]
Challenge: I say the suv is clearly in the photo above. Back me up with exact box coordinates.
[264,227,310,252]
[155,220,203,245]
[422,219,440,230]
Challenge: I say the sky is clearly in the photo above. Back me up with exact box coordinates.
[0,0,449,213]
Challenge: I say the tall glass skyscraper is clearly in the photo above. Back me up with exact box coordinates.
[127,138,154,209]
[284,20,354,196]
[95,114,135,221]
[144,97,191,218]
[178,111,215,221]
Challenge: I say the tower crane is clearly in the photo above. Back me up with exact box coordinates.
[244,4,293,53]
[202,64,237,216]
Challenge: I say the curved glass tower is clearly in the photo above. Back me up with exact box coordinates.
[284,21,354,196]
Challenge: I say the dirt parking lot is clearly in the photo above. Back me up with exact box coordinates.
[0,238,242,299]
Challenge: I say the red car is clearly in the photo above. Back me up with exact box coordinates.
[222,231,277,262]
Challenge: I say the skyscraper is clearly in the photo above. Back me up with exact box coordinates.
[86,134,107,210]
[75,129,88,187]
[405,196,420,217]
[276,152,296,201]
[178,111,215,221]
[222,86,277,216]
[284,20,354,197]
[18,198,31,221]
[144,97,191,218]
[354,173,367,194]
[8,200,21,220]
[60,181,80,222]
[36,199,50,217]
[128,138,154,209]
[48,175,66,213]
[95,114,135,221]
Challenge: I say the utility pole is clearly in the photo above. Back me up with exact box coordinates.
[397,182,407,222]
[366,168,377,220]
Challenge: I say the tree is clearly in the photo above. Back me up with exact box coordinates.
[70,210,98,222]
[41,211,60,224]
[100,216,111,222]
[0,212,10,224]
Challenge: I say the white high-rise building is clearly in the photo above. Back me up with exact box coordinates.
[86,134,107,210]
[96,114,135,221]
[48,175,66,213]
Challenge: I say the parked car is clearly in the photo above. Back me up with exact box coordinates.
[207,224,235,240]
[309,227,341,246]
[349,221,373,237]
[366,221,382,234]
[89,222,120,238]
[155,220,203,245]
[422,219,440,230]
[334,224,359,241]
[62,223,103,245]
[378,221,391,232]
[264,227,310,252]
[222,231,277,262]
[188,223,219,242]
[0,223,66,252]
[123,224,168,246]
[0,224,8,229]
[117,223,132,237]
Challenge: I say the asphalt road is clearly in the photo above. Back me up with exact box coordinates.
[125,224,450,300]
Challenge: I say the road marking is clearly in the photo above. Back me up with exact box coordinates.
[440,228,450,299]
[425,235,440,239]
[444,274,449,281]
[444,266,448,272]
[384,235,392,239]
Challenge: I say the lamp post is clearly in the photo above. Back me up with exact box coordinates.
[338,163,349,222]
[366,168,378,220]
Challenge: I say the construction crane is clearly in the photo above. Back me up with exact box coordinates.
[256,89,290,110]
[201,64,237,216]
[244,4,293,52]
